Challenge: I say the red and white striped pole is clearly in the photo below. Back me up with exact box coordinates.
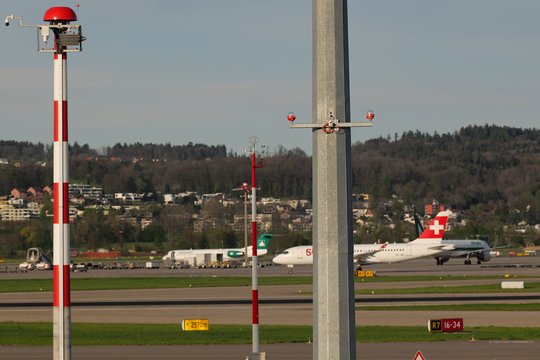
[250,150,259,354]
[52,46,72,360]
[249,147,264,357]
[43,7,80,360]
[7,6,81,360]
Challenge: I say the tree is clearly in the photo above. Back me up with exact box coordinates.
[206,228,238,249]
[19,222,52,250]
[139,223,166,251]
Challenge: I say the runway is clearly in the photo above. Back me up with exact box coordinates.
[1,256,539,359]
[1,258,539,327]
[1,256,539,279]
[2,341,540,360]
[1,290,540,310]
[2,291,539,307]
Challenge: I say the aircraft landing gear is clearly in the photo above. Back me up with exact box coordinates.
[464,259,472,265]
[436,257,448,265]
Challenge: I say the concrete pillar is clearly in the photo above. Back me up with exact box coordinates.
[312,0,356,359]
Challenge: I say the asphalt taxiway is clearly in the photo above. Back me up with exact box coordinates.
[1,256,539,359]
[2,341,540,360]
[1,256,539,279]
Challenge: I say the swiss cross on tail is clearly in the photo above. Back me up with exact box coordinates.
[418,211,450,239]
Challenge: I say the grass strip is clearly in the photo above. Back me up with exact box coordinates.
[0,276,312,293]
[1,322,539,346]
[356,282,540,295]
[354,275,534,283]
[357,303,540,311]
[1,275,536,293]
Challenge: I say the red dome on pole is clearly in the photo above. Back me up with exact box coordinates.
[43,7,77,22]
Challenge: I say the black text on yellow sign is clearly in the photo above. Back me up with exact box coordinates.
[182,319,209,331]
[355,270,375,278]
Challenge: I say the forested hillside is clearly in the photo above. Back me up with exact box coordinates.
[1,125,540,224]
[351,126,540,224]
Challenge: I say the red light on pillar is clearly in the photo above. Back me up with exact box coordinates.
[365,110,375,122]
[287,112,296,122]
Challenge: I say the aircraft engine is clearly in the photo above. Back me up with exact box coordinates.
[478,249,491,262]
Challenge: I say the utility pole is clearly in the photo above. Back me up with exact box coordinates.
[247,137,265,360]
[233,182,252,268]
[243,182,250,268]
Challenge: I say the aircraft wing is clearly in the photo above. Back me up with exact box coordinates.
[353,243,388,260]
[449,245,506,258]
[428,244,455,251]
[448,249,480,257]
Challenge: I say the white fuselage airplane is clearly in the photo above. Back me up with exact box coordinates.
[273,211,454,267]
[413,214,494,265]
[162,234,272,263]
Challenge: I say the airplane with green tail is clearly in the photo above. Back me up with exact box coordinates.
[162,234,273,265]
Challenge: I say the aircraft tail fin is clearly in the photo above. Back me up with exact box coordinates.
[413,210,451,242]
[257,234,273,250]
[413,213,424,238]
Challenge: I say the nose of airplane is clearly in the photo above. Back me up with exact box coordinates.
[272,254,285,265]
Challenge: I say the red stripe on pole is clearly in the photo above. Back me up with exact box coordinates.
[64,265,71,305]
[251,222,257,256]
[53,183,59,224]
[53,265,71,306]
[53,101,59,142]
[62,101,68,141]
[63,183,69,223]
[251,153,256,187]
[252,289,259,324]
[53,265,58,305]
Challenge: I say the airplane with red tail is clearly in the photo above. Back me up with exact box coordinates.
[273,211,454,268]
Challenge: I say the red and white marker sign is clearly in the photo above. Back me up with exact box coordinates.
[413,351,426,360]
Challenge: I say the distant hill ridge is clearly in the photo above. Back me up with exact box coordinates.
[1,125,539,223]
[0,141,227,162]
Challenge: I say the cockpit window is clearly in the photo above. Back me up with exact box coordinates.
[283,250,289,255]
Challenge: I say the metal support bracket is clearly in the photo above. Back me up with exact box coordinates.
[289,112,373,134]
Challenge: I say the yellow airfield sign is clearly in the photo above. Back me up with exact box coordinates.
[355,270,375,278]
[182,319,209,331]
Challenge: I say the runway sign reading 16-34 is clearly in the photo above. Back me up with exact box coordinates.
[428,318,463,333]
[182,319,209,331]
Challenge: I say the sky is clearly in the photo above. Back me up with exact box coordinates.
[1,1,539,154]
